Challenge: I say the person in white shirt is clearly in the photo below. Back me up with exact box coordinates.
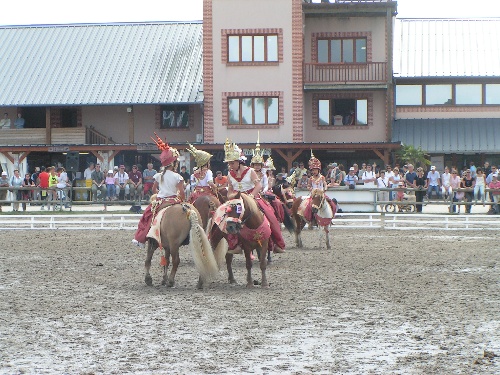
[361,164,377,188]
[376,170,389,210]
[440,166,452,199]
[114,165,130,199]
[426,166,442,199]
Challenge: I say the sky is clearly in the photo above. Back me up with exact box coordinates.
[0,0,497,26]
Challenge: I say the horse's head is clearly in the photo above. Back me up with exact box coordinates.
[310,188,325,214]
[281,186,295,209]
[220,198,246,234]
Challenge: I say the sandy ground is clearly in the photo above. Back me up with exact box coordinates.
[0,228,499,375]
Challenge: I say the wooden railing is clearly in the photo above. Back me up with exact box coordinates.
[86,126,114,144]
[304,62,387,84]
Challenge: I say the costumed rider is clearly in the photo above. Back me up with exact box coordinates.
[132,134,185,248]
[305,150,337,221]
[225,138,286,254]
[186,144,217,203]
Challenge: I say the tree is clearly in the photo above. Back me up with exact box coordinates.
[396,145,430,169]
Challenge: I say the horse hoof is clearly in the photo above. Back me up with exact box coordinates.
[246,283,255,288]
[228,278,237,284]
[145,275,153,286]
[261,283,270,289]
[327,246,331,250]
[167,281,175,288]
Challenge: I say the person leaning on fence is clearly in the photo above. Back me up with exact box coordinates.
[488,174,500,214]
[426,166,442,200]
[38,166,50,210]
[46,167,59,211]
[22,172,35,211]
[0,171,9,212]
[414,167,427,213]
[56,167,70,208]
[344,167,358,189]
[376,170,389,210]
[10,169,23,212]
[462,170,474,214]
[450,169,463,213]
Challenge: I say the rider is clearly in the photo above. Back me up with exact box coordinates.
[186,144,217,203]
[224,138,285,254]
[132,134,185,247]
[306,151,337,220]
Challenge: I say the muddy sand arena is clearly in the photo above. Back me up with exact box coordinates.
[0,228,499,374]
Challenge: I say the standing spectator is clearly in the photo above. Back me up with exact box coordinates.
[344,167,358,188]
[462,170,474,214]
[10,169,23,212]
[440,166,452,199]
[389,167,402,198]
[361,164,377,188]
[385,165,395,199]
[47,167,59,211]
[114,165,130,200]
[14,113,25,129]
[38,166,50,210]
[469,161,477,179]
[483,161,491,177]
[426,166,442,200]
[56,167,70,208]
[0,171,9,212]
[179,165,190,184]
[488,174,500,214]
[105,170,117,200]
[91,163,106,202]
[0,113,11,129]
[128,165,143,201]
[414,167,427,213]
[83,162,95,181]
[326,162,338,184]
[376,170,389,210]
[21,172,35,211]
[486,165,498,210]
[31,167,41,202]
[334,164,346,186]
[142,163,157,199]
[473,167,487,206]
[450,169,463,213]
[358,163,367,180]
[405,164,417,190]
[266,169,276,191]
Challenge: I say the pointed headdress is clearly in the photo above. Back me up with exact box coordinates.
[223,138,246,162]
[186,143,213,168]
[151,133,179,166]
[250,132,265,165]
[308,149,321,170]
[264,156,276,171]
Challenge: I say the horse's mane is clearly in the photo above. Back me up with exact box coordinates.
[241,193,260,215]
[310,188,325,199]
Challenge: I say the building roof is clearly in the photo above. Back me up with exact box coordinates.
[394,18,500,78]
[392,118,500,153]
[0,22,203,106]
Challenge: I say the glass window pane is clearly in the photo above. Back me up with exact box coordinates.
[342,39,354,63]
[255,98,266,124]
[254,36,264,62]
[331,39,341,63]
[456,84,482,104]
[228,99,240,124]
[228,36,240,62]
[267,35,278,61]
[318,40,329,63]
[396,85,423,105]
[356,100,368,125]
[163,110,175,128]
[268,98,278,124]
[241,36,253,62]
[318,100,330,126]
[355,39,366,63]
[177,110,188,128]
[426,85,452,105]
[241,98,253,124]
[486,84,500,104]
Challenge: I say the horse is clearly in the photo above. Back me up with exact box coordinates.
[209,193,271,288]
[291,188,336,250]
[144,202,223,289]
[271,183,295,210]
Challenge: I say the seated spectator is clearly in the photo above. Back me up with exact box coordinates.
[114,165,130,199]
[142,163,157,199]
[105,170,117,200]
[214,170,228,188]
[91,163,106,202]
[297,174,309,190]
[488,174,500,214]
[128,165,143,201]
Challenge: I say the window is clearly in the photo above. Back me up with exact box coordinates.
[426,85,452,105]
[228,97,278,125]
[396,85,422,105]
[61,108,78,127]
[456,84,482,105]
[228,35,278,63]
[160,106,189,129]
[318,98,368,126]
[486,84,500,105]
[317,38,367,64]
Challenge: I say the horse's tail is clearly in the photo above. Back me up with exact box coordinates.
[207,217,228,268]
[282,203,295,233]
[187,208,219,283]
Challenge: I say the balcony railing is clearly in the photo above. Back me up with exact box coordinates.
[304,62,387,84]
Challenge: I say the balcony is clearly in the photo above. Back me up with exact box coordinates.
[304,62,387,87]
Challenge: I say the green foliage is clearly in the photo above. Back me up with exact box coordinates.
[396,145,430,169]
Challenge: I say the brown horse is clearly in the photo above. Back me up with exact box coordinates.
[291,189,336,250]
[209,193,271,288]
[192,194,221,231]
[144,203,221,289]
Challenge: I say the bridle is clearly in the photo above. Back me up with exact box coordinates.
[222,198,251,227]
[311,190,325,211]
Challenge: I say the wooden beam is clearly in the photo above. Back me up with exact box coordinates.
[275,149,304,170]
[109,150,120,164]
[1,151,14,164]
[18,151,30,163]
[91,151,104,163]
[45,107,51,144]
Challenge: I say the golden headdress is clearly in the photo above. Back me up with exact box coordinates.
[264,156,276,171]
[308,149,321,170]
[186,143,213,168]
[250,132,265,165]
[151,133,179,166]
[223,138,246,162]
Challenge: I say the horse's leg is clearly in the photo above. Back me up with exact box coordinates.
[260,241,269,288]
[295,217,303,248]
[166,247,180,288]
[226,253,237,284]
[161,248,171,286]
[244,247,254,288]
[324,225,331,250]
[144,240,155,286]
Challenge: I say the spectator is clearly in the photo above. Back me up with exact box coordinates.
[10,169,23,212]
[38,166,50,210]
[91,163,106,202]
[214,170,228,188]
[105,170,117,200]
[0,113,11,129]
[450,169,463,213]
[326,162,338,183]
[483,161,491,177]
[488,174,500,214]
[376,170,389,210]
[426,166,442,200]
[21,172,35,211]
[486,165,498,211]
[469,161,477,179]
[358,163,367,179]
[288,161,299,176]
[83,162,95,181]
[297,173,309,190]
[333,164,346,186]
[31,167,41,202]
[295,162,307,180]
[414,167,427,213]
[389,167,402,196]
[14,113,25,129]
[0,171,9,212]
[56,167,70,208]
[405,164,417,190]
[114,165,130,200]
[128,165,143,201]
[142,163,157,199]
[344,167,358,188]
[179,165,190,184]
[462,170,474,214]
[361,164,377,188]
[440,166,452,199]
[473,167,487,206]
[47,167,59,211]
[266,169,276,190]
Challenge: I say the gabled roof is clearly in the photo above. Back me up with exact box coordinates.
[394,18,500,78]
[0,22,203,106]
[392,118,500,153]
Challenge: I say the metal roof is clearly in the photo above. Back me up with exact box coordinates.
[0,22,203,106]
[392,118,500,153]
[394,18,500,78]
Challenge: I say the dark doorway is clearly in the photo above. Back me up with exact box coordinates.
[22,107,46,128]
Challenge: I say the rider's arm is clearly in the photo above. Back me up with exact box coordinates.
[177,179,185,201]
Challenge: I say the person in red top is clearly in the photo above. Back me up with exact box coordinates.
[127,165,143,201]
[488,174,500,214]
[36,166,50,210]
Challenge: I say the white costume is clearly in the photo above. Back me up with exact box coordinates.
[155,170,183,198]
[228,168,255,193]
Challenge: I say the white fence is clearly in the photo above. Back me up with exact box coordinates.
[0,213,499,231]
